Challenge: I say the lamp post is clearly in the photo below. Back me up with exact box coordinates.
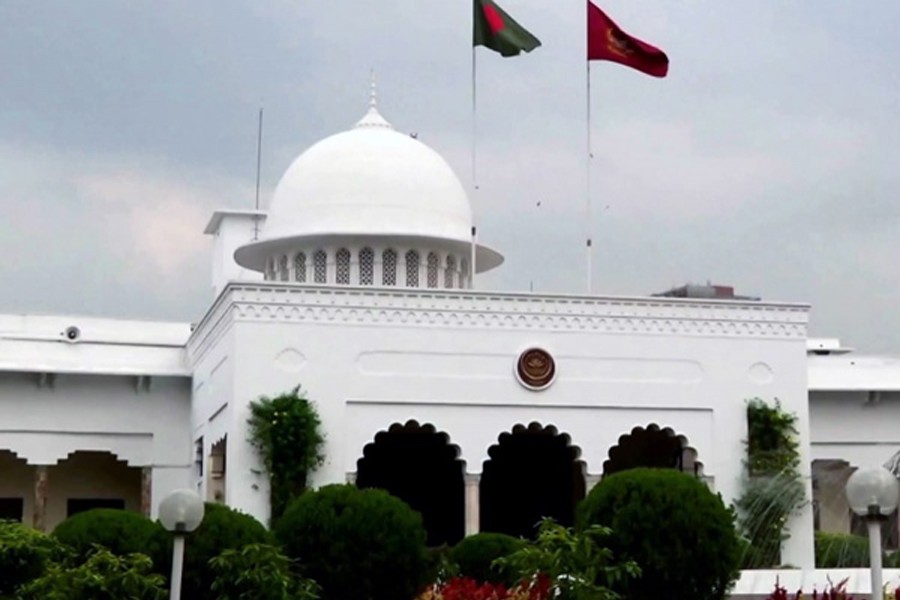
[846,466,900,600]
[158,489,205,600]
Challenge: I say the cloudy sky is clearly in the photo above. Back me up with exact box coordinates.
[1,1,898,351]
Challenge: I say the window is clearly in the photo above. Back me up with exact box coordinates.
[460,258,470,289]
[405,250,420,287]
[313,250,327,283]
[427,252,439,288]
[195,437,204,478]
[336,248,351,284]
[279,255,289,281]
[0,498,23,522]
[382,249,397,286]
[359,248,374,285]
[294,252,307,282]
[445,255,456,288]
[67,498,125,517]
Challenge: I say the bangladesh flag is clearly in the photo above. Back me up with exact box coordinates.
[474,0,541,57]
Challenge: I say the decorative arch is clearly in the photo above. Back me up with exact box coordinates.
[0,450,32,522]
[405,250,420,287]
[313,250,327,283]
[48,450,143,527]
[602,424,703,477]
[356,420,465,546]
[382,249,397,285]
[294,252,307,282]
[359,247,374,285]
[481,422,586,539]
[335,248,351,284]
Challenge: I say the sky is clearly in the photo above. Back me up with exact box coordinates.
[1,1,898,352]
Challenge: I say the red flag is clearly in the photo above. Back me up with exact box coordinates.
[587,2,668,77]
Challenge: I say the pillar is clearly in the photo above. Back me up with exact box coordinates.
[464,473,480,536]
[33,465,48,532]
[140,467,153,517]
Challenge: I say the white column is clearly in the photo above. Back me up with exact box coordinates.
[464,473,480,536]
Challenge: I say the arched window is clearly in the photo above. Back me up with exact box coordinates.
[427,252,439,288]
[313,250,327,284]
[294,252,307,283]
[445,255,456,289]
[336,248,351,285]
[460,258,469,289]
[279,255,289,281]
[405,250,420,287]
[383,249,397,286]
[359,248,374,286]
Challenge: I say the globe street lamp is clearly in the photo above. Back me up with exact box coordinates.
[158,489,205,600]
[846,466,900,600]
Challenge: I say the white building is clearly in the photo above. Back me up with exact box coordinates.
[0,97,896,576]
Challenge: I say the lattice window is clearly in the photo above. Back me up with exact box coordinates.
[445,255,456,288]
[336,248,351,285]
[460,258,469,289]
[427,252,439,288]
[359,248,374,286]
[405,250,420,287]
[279,255,289,281]
[294,252,306,283]
[313,250,327,283]
[383,249,397,286]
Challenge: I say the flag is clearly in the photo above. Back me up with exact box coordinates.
[474,0,541,57]
[587,2,668,77]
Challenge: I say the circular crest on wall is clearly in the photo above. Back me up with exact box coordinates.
[515,347,556,391]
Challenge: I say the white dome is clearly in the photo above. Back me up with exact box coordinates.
[261,107,472,243]
[234,104,503,278]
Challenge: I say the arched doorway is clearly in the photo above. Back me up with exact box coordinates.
[480,423,585,539]
[602,424,702,476]
[356,421,464,546]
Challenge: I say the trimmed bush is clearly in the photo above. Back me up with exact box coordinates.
[0,521,66,596]
[173,503,272,600]
[275,484,428,600]
[815,531,870,568]
[449,533,525,585]
[210,543,320,600]
[52,509,166,565]
[578,468,741,600]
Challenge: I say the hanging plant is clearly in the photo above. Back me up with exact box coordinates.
[248,386,325,523]
[735,398,806,569]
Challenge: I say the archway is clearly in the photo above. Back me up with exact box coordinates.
[356,421,464,546]
[602,424,702,476]
[480,423,585,539]
[0,450,32,522]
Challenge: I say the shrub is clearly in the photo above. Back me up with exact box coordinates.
[52,509,166,565]
[17,547,166,600]
[449,533,526,585]
[174,503,273,600]
[578,468,741,600]
[815,531,870,568]
[0,521,66,596]
[248,387,325,522]
[275,484,428,600]
[210,543,320,600]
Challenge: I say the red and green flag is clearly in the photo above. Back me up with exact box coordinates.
[474,0,541,57]
[587,2,668,77]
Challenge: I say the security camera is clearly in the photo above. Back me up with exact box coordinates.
[64,326,81,342]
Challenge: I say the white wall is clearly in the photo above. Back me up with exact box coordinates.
[810,391,900,466]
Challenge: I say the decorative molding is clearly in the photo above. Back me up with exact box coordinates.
[187,283,810,364]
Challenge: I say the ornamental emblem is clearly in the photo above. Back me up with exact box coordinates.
[516,348,556,390]
[606,28,636,58]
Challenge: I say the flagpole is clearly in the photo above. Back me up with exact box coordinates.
[585,55,593,294]
[471,44,478,288]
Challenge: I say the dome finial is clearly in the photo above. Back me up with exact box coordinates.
[369,69,378,109]
[355,70,392,130]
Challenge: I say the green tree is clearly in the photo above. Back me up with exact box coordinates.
[210,543,319,600]
[578,468,741,600]
[17,548,166,600]
[248,387,325,522]
[449,532,525,585]
[497,519,639,600]
[275,484,428,600]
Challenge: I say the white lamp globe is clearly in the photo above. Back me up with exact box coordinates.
[846,466,900,517]
[158,489,205,533]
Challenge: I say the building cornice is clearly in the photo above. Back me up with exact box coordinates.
[187,283,810,365]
